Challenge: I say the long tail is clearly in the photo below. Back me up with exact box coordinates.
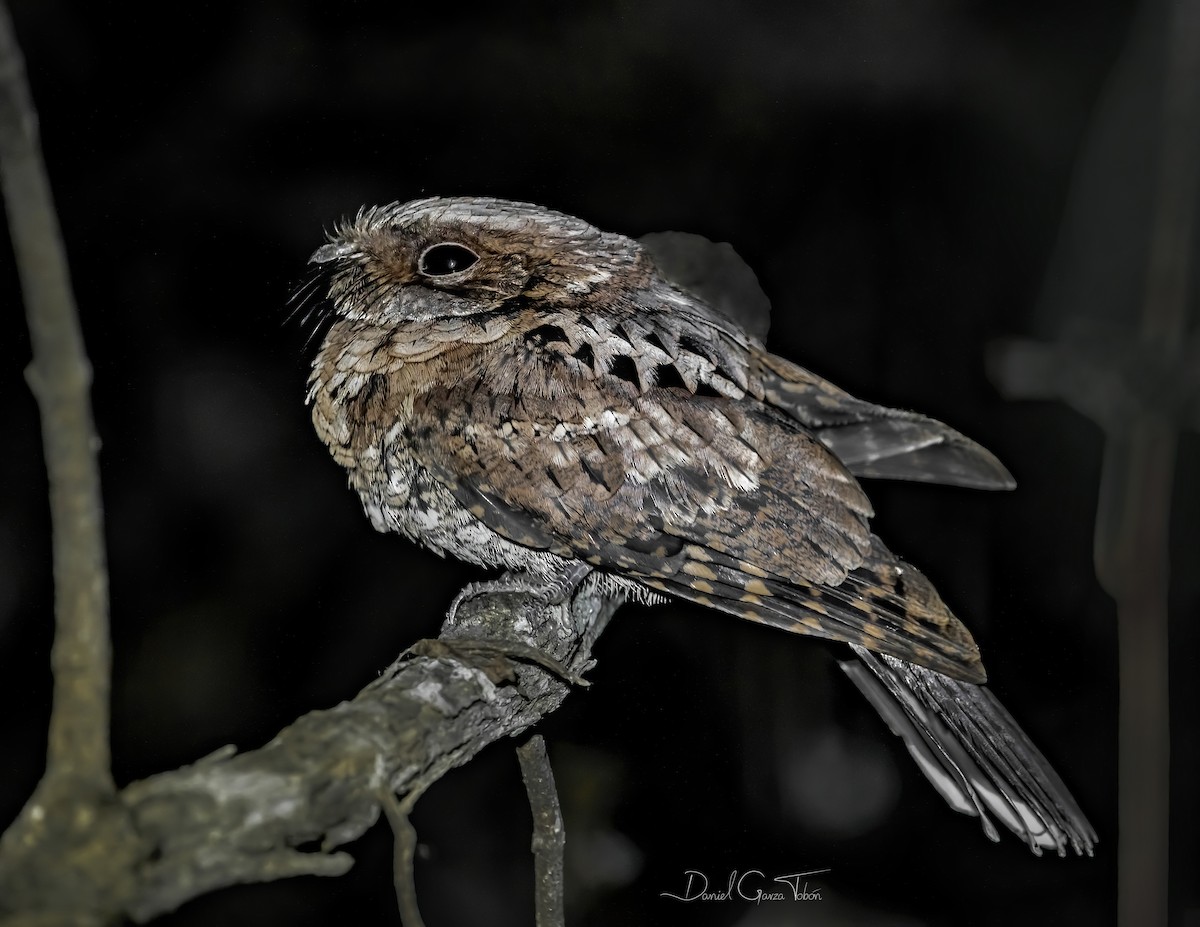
[840,645,1096,856]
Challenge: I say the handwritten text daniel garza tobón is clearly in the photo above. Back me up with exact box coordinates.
[660,869,829,904]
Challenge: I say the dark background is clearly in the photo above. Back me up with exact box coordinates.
[2,1,1196,925]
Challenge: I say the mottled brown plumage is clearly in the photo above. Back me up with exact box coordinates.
[305,196,1095,856]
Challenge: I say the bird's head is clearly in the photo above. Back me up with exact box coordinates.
[309,196,646,325]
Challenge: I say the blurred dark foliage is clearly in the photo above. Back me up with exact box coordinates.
[2,1,1196,924]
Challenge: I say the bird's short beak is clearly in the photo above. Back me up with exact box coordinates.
[309,241,354,264]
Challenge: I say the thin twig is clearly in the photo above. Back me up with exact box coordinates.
[517,736,566,927]
[381,790,427,927]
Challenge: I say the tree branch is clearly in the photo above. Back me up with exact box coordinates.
[1,584,617,924]
[122,586,614,923]
[0,4,142,920]
[0,0,111,794]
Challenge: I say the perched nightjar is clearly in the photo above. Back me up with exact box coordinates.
[305,196,1096,857]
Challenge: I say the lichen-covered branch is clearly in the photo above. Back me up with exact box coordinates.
[124,588,614,923]
[1,584,616,924]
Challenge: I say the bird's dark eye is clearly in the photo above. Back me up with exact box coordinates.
[418,243,479,276]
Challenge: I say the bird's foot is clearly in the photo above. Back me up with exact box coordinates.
[408,637,590,687]
[445,563,592,622]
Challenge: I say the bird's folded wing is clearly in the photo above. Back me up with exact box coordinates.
[754,352,1016,491]
[409,377,984,681]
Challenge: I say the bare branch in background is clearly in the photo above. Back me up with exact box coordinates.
[991,2,1200,923]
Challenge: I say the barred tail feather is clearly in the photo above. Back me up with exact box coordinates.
[840,644,1096,857]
